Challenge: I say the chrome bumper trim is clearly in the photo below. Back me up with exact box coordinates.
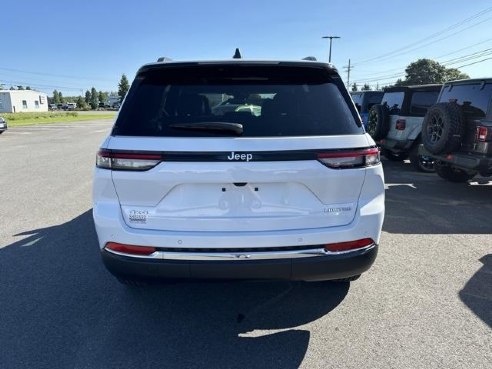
[105,244,376,261]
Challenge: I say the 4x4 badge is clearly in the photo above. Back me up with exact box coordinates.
[227,152,253,161]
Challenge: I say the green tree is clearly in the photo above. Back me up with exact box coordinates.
[26,86,31,90]
[362,84,371,91]
[118,74,129,101]
[90,87,99,109]
[53,90,60,104]
[59,92,64,103]
[397,59,469,86]
[444,68,469,82]
[351,83,358,92]
[85,90,91,104]
[76,96,86,110]
[394,78,405,87]
[404,59,445,85]
[98,91,108,105]
[17,85,24,90]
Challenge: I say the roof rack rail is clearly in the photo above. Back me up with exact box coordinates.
[302,56,317,61]
[157,56,173,62]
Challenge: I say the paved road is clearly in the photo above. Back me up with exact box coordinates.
[0,121,491,369]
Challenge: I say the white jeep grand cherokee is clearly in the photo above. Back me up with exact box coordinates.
[92,58,385,285]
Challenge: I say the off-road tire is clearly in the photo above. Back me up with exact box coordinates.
[422,103,465,154]
[367,104,390,140]
[435,163,476,183]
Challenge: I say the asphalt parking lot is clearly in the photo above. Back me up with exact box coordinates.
[0,120,491,369]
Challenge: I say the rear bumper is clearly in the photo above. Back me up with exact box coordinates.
[101,245,378,282]
[419,146,492,176]
[379,138,414,152]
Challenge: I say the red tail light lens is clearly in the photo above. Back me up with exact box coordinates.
[96,150,162,171]
[106,242,156,255]
[395,119,406,130]
[476,126,489,142]
[317,148,380,169]
[324,238,375,252]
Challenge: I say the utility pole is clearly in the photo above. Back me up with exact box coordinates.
[343,59,353,87]
[322,36,340,63]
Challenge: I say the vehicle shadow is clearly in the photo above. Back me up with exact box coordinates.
[459,254,492,328]
[0,210,349,369]
[383,160,492,234]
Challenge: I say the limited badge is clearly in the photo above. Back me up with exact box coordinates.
[129,210,149,223]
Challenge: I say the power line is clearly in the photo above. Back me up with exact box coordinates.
[435,37,492,59]
[352,6,492,66]
[442,49,492,66]
[353,38,492,80]
[0,66,114,83]
[0,79,90,92]
[455,56,492,68]
[353,46,492,83]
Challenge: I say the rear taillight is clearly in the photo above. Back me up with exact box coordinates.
[96,150,162,171]
[324,238,375,252]
[317,148,380,169]
[476,126,489,142]
[395,119,406,130]
[105,242,156,256]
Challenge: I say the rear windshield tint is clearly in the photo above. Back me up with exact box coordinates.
[113,65,363,137]
[440,83,492,118]
[409,91,439,115]
[381,92,404,114]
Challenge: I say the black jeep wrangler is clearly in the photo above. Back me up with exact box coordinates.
[419,78,492,182]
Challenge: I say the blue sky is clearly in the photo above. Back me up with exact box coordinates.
[1,0,492,95]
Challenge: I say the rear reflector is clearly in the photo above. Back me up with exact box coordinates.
[96,150,162,171]
[324,238,374,252]
[106,242,156,255]
[317,148,380,169]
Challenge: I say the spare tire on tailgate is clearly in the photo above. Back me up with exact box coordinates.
[422,102,465,154]
[367,104,389,140]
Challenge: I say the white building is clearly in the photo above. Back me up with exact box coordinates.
[0,90,49,113]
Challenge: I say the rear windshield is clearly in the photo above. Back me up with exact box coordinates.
[381,92,404,114]
[113,65,362,137]
[409,91,439,115]
[439,83,492,118]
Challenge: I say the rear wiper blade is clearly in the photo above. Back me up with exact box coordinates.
[169,122,243,135]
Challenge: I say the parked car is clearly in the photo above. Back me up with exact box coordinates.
[419,78,492,182]
[92,57,385,286]
[0,116,7,134]
[367,84,441,172]
[350,91,384,128]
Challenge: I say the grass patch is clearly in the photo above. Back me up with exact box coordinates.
[2,112,116,126]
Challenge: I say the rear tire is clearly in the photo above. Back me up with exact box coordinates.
[435,163,476,183]
[381,149,408,162]
[422,103,465,154]
[367,104,390,140]
[409,143,435,172]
